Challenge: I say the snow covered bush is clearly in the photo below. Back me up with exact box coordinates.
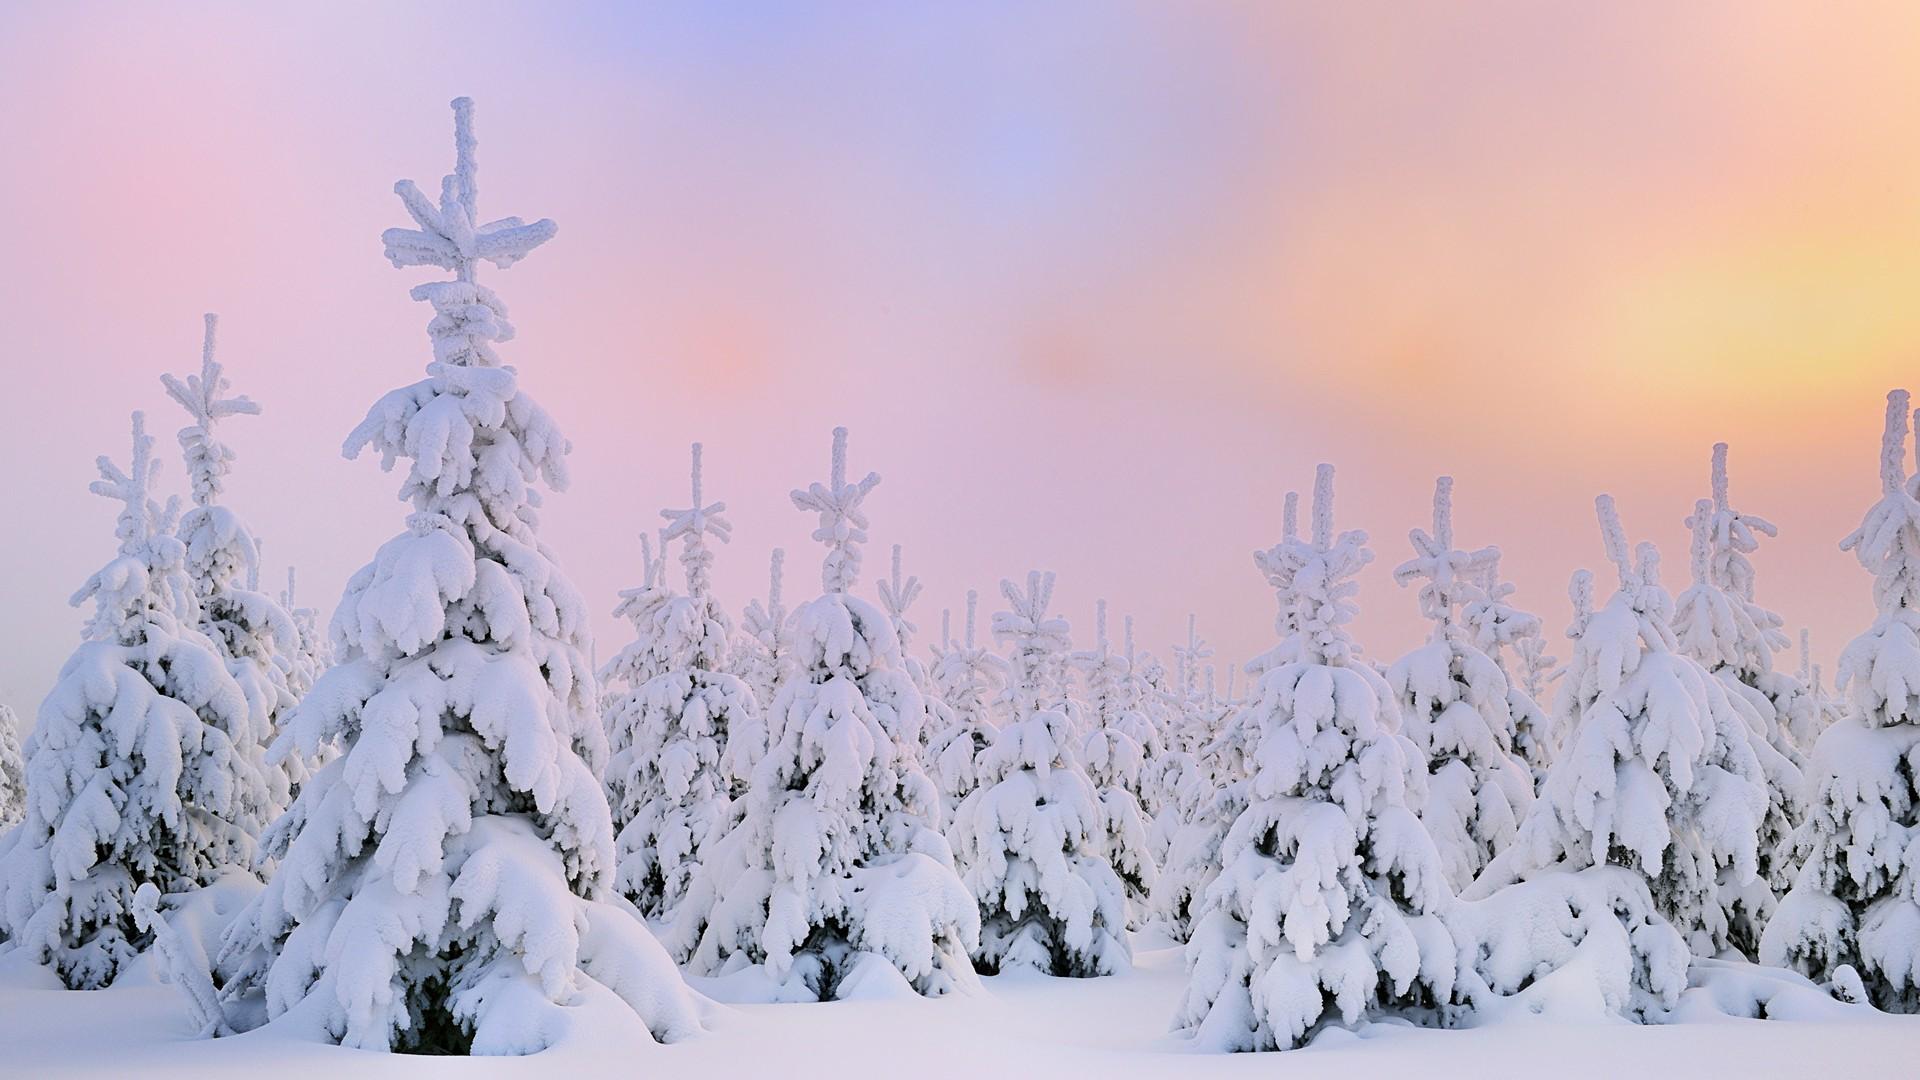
[212,99,700,1054]
[679,428,977,1000]
[1387,477,1535,893]
[1177,465,1455,1052]
[603,445,759,928]
[0,413,263,989]
[162,313,300,831]
[1764,390,1920,1011]
[950,573,1129,976]
[1467,495,1766,1015]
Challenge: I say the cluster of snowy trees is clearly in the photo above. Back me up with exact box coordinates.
[0,96,1916,1057]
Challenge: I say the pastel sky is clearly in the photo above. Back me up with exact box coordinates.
[3,3,1918,710]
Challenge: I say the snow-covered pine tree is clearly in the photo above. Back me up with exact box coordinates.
[878,544,939,752]
[0,413,260,989]
[926,591,1006,830]
[214,99,699,1053]
[1463,496,1766,1019]
[1178,464,1454,1051]
[0,704,23,828]
[1071,599,1159,920]
[1460,552,1557,786]
[1763,390,1920,1010]
[1671,490,1804,958]
[162,312,297,833]
[682,427,977,999]
[1387,477,1535,893]
[951,572,1129,976]
[728,548,787,717]
[603,444,759,928]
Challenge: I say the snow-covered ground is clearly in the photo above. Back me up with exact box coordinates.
[5,934,1915,1079]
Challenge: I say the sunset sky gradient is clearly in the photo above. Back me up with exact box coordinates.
[3,3,1918,709]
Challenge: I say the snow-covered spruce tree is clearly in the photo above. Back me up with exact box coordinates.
[878,544,942,753]
[1177,464,1454,1052]
[1387,477,1534,894]
[0,704,23,828]
[1071,599,1159,920]
[727,548,787,720]
[163,313,297,831]
[1146,616,1216,870]
[277,567,331,702]
[950,572,1128,976]
[1793,629,1842,752]
[603,445,759,927]
[214,99,699,1053]
[1671,493,1805,958]
[926,591,1006,831]
[1684,445,1816,764]
[0,414,260,989]
[1460,552,1557,787]
[1463,496,1766,1018]
[1762,391,1920,1010]
[682,427,977,999]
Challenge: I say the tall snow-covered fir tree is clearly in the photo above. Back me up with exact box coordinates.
[1177,465,1454,1052]
[681,427,977,1000]
[926,591,1006,831]
[1465,496,1766,1017]
[603,445,759,928]
[0,413,261,989]
[1460,551,1557,786]
[1763,390,1920,1010]
[0,704,23,828]
[951,572,1130,976]
[1071,599,1159,921]
[162,313,298,831]
[1386,477,1535,894]
[1671,488,1804,958]
[213,99,699,1053]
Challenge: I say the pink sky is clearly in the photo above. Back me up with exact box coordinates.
[3,3,1919,710]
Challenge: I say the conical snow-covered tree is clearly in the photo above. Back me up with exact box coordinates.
[926,591,1006,830]
[0,704,23,828]
[1386,477,1534,894]
[1792,629,1842,752]
[1071,599,1159,920]
[1671,490,1805,958]
[681,428,977,1000]
[214,99,699,1053]
[1178,465,1454,1052]
[1466,496,1766,1013]
[1763,391,1920,1010]
[162,313,296,831]
[878,544,944,754]
[277,568,331,702]
[951,572,1128,976]
[1673,444,1812,769]
[1460,552,1557,786]
[603,445,759,927]
[0,414,259,989]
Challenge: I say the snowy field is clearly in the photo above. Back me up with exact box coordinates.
[5,934,1916,1079]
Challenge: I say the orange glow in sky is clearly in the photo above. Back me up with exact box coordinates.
[2,3,1918,705]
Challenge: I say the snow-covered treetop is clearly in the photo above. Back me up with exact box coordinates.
[76,413,186,638]
[160,313,260,508]
[790,426,881,593]
[1172,613,1213,704]
[1840,389,1920,618]
[381,96,557,286]
[878,544,923,652]
[1254,463,1371,667]
[660,442,731,600]
[1393,475,1499,631]
[1695,442,1777,602]
[1462,554,1543,656]
[993,571,1071,712]
[743,547,786,649]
